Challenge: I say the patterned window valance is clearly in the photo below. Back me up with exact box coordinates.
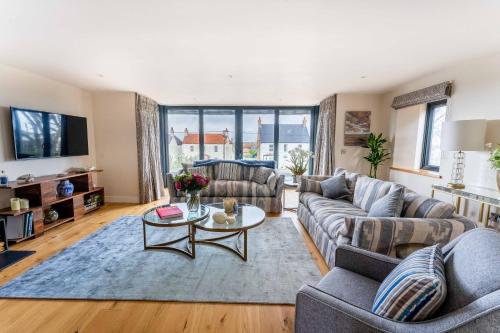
[391,81,452,110]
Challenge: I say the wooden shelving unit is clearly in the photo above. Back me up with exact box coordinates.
[0,171,104,246]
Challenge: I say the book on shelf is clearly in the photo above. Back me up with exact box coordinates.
[5,212,34,240]
[156,206,183,219]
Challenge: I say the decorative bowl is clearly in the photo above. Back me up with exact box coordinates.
[212,212,227,224]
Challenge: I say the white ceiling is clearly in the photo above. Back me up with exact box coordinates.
[1,0,500,105]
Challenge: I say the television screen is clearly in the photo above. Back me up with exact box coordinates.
[11,107,89,160]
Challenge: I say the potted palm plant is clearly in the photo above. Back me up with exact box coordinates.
[285,147,313,183]
[488,144,500,191]
[362,133,391,179]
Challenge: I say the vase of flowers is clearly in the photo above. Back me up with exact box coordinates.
[488,144,500,191]
[174,173,210,212]
[285,148,313,183]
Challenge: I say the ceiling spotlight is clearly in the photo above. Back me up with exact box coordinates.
[228,74,233,79]
[97,73,104,78]
[360,75,367,79]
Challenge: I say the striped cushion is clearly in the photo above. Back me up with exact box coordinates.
[215,162,243,180]
[372,245,447,322]
[334,167,360,196]
[353,176,399,212]
[402,193,455,218]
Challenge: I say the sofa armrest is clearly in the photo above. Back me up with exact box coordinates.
[274,172,285,198]
[351,216,476,257]
[165,173,179,199]
[335,245,400,282]
[297,175,331,194]
[296,284,500,333]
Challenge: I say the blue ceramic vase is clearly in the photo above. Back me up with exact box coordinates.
[57,180,74,197]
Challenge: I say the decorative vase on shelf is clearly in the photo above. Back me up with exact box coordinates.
[44,208,59,223]
[186,190,201,212]
[57,180,74,197]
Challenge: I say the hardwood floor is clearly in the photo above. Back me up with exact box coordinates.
[0,193,328,333]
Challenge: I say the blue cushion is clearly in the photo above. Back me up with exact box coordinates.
[372,245,447,322]
[367,187,405,217]
[319,174,351,200]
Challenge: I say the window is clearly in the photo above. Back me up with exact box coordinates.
[242,109,274,160]
[421,100,447,171]
[159,106,318,173]
[203,109,235,160]
[278,109,312,172]
[165,109,199,172]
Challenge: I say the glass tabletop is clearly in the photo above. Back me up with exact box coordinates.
[142,203,210,227]
[195,203,266,231]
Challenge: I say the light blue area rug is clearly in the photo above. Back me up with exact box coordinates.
[0,216,321,304]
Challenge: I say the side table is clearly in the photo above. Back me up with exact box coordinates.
[283,180,299,211]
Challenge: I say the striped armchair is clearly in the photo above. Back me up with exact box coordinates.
[297,168,476,268]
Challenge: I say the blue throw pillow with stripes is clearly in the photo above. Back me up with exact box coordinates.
[372,245,447,321]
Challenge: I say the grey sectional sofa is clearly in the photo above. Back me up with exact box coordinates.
[295,228,500,332]
[166,160,284,213]
[297,168,476,268]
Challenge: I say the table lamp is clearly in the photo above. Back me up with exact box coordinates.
[441,119,487,189]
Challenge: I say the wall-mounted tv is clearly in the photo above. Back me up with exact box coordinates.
[11,107,89,160]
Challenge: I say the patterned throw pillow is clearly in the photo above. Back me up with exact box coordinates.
[319,174,351,200]
[372,245,447,322]
[402,193,455,218]
[251,167,274,185]
[187,166,213,179]
[216,163,243,181]
[367,187,405,217]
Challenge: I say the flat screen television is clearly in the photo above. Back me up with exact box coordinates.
[11,107,89,160]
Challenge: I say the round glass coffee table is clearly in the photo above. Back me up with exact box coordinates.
[142,203,210,258]
[194,203,266,261]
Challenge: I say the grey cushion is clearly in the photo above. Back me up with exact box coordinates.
[367,187,405,217]
[316,267,380,311]
[251,167,273,184]
[439,228,500,314]
[320,174,351,200]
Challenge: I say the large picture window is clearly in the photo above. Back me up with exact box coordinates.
[159,106,318,174]
[421,100,447,171]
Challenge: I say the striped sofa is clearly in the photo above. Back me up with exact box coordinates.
[297,168,476,268]
[166,161,284,213]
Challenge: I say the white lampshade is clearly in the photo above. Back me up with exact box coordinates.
[441,119,487,152]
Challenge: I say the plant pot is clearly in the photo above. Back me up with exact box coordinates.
[186,191,201,212]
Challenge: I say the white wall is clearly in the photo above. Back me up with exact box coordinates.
[92,92,139,203]
[0,64,96,206]
[335,93,390,179]
[384,53,500,193]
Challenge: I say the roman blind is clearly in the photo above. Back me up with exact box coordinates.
[391,82,452,110]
